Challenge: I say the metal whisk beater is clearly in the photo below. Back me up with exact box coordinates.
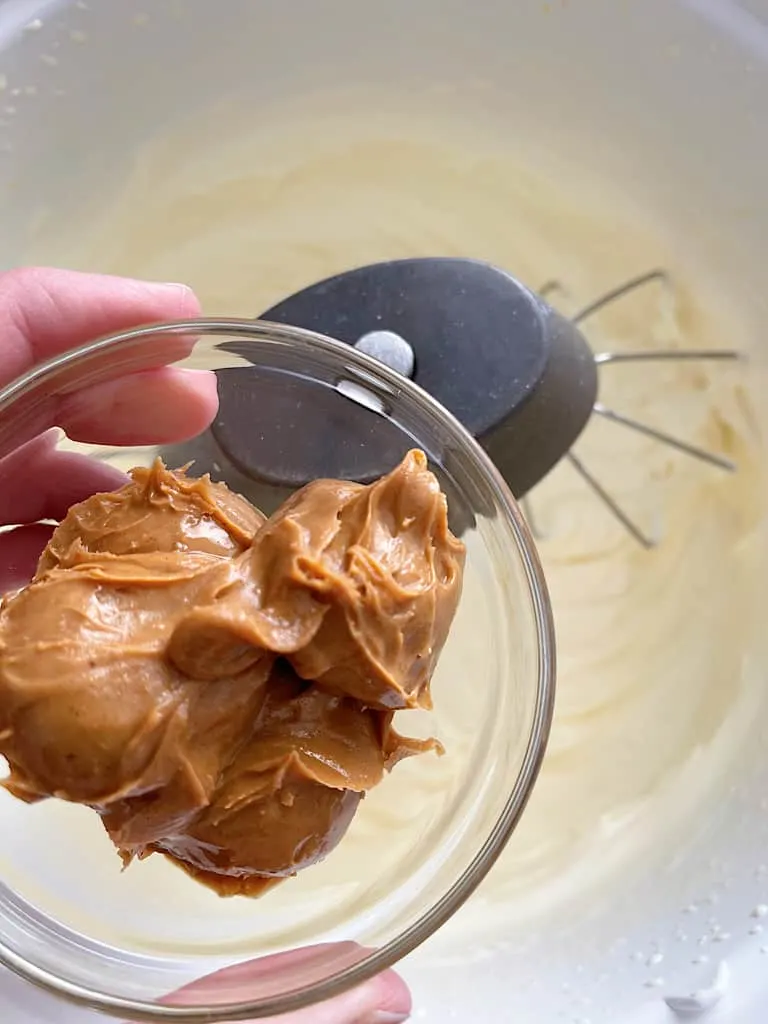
[525,269,740,548]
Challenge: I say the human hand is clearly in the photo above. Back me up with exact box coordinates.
[160,943,411,1024]
[0,266,217,592]
[0,267,411,1024]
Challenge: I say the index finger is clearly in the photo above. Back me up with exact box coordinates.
[0,267,200,386]
[0,267,219,458]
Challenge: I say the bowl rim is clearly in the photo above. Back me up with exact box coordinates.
[0,316,556,1022]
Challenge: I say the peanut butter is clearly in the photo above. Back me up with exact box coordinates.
[0,451,464,896]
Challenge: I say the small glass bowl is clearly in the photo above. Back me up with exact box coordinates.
[0,319,555,1022]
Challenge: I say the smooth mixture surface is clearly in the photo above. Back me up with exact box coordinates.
[14,96,764,943]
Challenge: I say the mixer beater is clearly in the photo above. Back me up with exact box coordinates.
[93,258,740,550]
[526,269,739,547]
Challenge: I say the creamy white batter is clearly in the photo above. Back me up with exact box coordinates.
[12,95,765,953]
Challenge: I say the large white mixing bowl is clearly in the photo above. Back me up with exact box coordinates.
[0,1,766,1021]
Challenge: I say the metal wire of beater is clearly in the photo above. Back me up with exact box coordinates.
[525,270,741,548]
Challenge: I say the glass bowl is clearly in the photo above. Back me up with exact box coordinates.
[0,318,555,1021]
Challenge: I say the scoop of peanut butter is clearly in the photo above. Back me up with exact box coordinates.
[0,451,464,896]
[39,459,263,570]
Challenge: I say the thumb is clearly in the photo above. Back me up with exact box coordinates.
[158,943,411,1024]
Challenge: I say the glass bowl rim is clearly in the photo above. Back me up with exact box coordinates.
[0,317,556,1021]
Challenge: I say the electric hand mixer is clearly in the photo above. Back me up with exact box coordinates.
[159,259,738,548]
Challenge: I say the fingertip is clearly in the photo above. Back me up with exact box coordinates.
[62,367,219,446]
[369,968,413,1020]
[157,943,412,1023]
[166,367,220,428]
[136,280,202,321]
[0,269,205,387]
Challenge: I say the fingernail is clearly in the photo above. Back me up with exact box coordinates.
[157,282,193,295]
[364,1013,410,1024]
[150,281,200,314]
